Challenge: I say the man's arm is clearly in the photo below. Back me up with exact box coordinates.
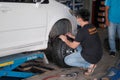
[59,35,80,49]
[66,32,75,39]
[105,6,110,26]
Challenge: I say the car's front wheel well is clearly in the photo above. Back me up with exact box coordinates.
[49,19,72,40]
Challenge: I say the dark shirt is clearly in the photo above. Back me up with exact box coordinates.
[75,24,103,64]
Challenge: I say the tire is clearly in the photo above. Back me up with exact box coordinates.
[52,38,73,67]
[45,19,73,67]
[44,41,54,62]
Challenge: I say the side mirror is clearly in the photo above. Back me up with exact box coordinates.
[33,0,44,3]
[34,0,44,8]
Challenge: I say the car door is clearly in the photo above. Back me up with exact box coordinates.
[0,1,48,56]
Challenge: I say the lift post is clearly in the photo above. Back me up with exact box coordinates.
[0,51,48,78]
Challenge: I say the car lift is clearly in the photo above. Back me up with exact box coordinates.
[0,51,49,78]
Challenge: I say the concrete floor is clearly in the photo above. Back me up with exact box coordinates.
[24,28,120,80]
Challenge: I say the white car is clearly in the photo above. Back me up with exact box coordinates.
[0,0,77,67]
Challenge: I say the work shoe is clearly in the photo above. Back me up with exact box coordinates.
[109,51,116,57]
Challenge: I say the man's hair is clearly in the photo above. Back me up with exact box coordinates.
[75,9,90,21]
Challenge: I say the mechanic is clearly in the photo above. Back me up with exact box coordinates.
[59,9,103,76]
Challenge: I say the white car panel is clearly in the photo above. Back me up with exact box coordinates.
[0,0,77,57]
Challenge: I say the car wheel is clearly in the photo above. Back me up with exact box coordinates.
[52,38,73,67]
[45,19,72,67]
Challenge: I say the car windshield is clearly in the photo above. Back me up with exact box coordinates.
[0,0,49,3]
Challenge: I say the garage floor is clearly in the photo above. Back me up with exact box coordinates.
[24,28,120,80]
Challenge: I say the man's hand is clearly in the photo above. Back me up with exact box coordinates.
[59,35,67,42]
[66,32,75,39]
[59,35,80,49]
